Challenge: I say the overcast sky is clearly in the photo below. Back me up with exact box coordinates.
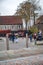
[0,0,43,16]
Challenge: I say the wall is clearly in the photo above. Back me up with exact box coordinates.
[0,25,22,31]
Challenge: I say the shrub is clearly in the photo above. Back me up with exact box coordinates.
[29,26,38,34]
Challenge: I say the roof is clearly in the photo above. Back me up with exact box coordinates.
[36,15,43,24]
[0,16,22,25]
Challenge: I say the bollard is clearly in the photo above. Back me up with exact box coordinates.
[35,39,36,45]
[6,34,9,50]
[26,33,28,48]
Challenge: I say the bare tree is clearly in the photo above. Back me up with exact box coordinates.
[15,0,41,48]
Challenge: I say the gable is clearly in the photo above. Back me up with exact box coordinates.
[36,15,43,24]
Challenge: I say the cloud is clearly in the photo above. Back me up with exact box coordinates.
[40,0,43,9]
[0,0,43,15]
[0,0,6,2]
[0,0,25,15]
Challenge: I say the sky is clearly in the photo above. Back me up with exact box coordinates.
[0,0,43,16]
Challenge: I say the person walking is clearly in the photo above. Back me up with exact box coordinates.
[29,34,32,42]
[11,32,15,43]
[33,33,37,45]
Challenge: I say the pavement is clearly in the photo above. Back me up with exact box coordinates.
[0,54,43,65]
[0,37,43,65]
[0,37,43,51]
[0,46,43,60]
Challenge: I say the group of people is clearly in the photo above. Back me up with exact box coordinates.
[9,30,42,44]
[29,30,42,44]
[9,33,18,43]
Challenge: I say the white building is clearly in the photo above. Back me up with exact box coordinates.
[0,16,23,31]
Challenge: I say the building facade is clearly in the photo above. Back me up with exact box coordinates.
[35,15,43,34]
[0,16,23,31]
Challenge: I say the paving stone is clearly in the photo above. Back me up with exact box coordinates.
[0,54,43,65]
[0,47,43,60]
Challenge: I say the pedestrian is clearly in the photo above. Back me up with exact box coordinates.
[11,33,14,43]
[29,34,32,42]
[33,33,37,45]
[33,33,37,39]
[15,35,18,43]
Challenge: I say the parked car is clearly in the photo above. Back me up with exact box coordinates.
[36,33,43,41]
[37,36,43,41]
[0,30,11,37]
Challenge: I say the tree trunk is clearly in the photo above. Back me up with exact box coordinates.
[33,9,35,25]
[34,13,35,25]
[26,22,28,48]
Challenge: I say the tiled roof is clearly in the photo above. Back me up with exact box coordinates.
[36,15,43,24]
[0,16,22,25]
